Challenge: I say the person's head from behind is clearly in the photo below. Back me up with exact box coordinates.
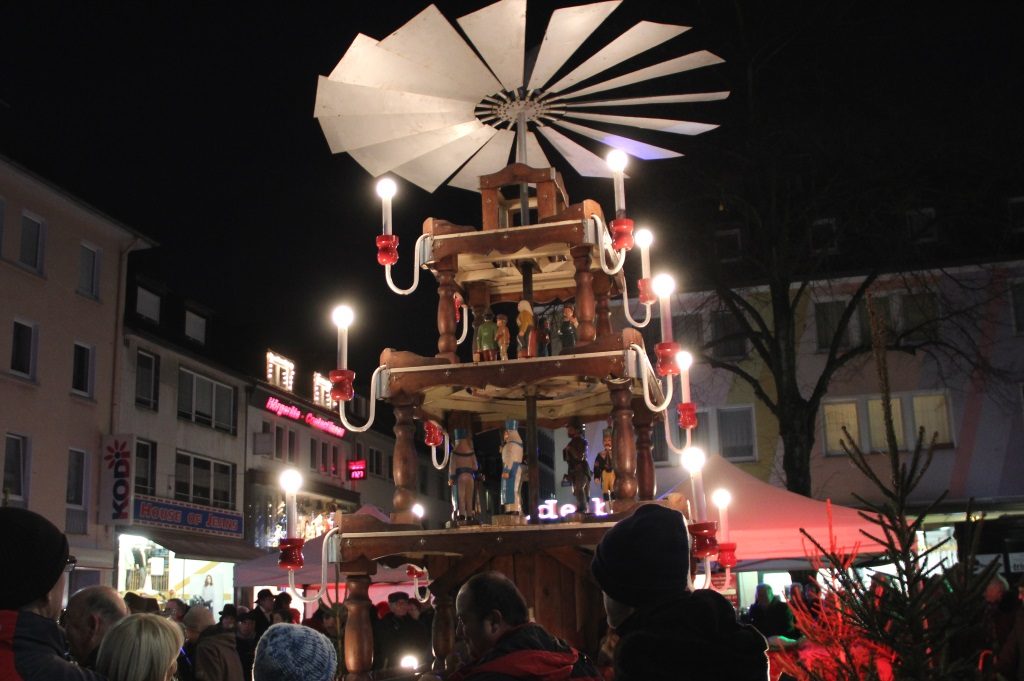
[164,598,188,623]
[237,611,256,638]
[0,507,73,620]
[985,574,1008,604]
[754,583,774,606]
[387,591,410,616]
[96,613,183,681]
[256,588,274,612]
[273,591,292,611]
[65,585,129,663]
[182,605,214,643]
[271,608,291,624]
[456,571,529,659]
[254,623,337,681]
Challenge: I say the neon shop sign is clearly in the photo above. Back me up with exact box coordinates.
[536,497,610,520]
[264,397,346,438]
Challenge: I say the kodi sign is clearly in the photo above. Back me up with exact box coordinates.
[99,434,135,526]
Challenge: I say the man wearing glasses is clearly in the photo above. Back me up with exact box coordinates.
[0,507,103,680]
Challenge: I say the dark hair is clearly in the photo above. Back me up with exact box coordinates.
[461,571,528,626]
[274,592,292,608]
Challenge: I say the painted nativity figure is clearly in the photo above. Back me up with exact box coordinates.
[496,314,511,362]
[562,420,590,513]
[593,428,616,502]
[449,429,479,523]
[559,303,578,351]
[500,419,525,514]
[474,311,498,362]
[515,300,537,359]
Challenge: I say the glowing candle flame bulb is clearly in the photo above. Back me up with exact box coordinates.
[279,469,303,538]
[411,503,425,519]
[376,178,397,235]
[652,273,676,343]
[606,149,628,215]
[331,304,355,369]
[712,488,732,542]
[681,447,707,522]
[400,655,419,670]
[634,228,653,280]
[676,350,693,402]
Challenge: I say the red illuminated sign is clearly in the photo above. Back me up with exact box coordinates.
[346,459,367,481]
[264,396,345,439]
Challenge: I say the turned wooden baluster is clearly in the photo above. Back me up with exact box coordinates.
[436,257,458,363]
[390,396,419,524]
[343,574,373,681]
[607,379,637,512]
[593,273,612,339]
[432,593,456,671]
[571,244,596,346]
[632,398,657,500]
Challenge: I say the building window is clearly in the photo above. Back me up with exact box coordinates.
[711,311,746,359]
[135,350,159,410]
[66,449,87,534]
[287,430,297,463]
[368,448,384,476]
[823,402,859,456]
[815,300,849,351]
[857,296,893,344]
[912,393,952,447]
[715,227,742,263]
[274,426,284,460]
[388,454,394,481]
[718,406,756,462]
[868,398,905,451]
[184,310,207,345]
[175,451,234,509]
[78,244,99,298]
[266,351,295,391]
[135,440,156,495]
[10,320,37,379]
[177,368,235,433]
[330,445,339,477]
[810,218,839,255]
[900,292,939,342]
[19,213,44,272]
[71,343,94,396]
[906,207,937,243]
[310,438,319,471]
[136,287,160,322]
[4,434,27,502]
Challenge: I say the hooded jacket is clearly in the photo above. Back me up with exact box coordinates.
[613,591,769,681]
[449,623,602,681]
[192,624,243,681]
[0,610,105,681]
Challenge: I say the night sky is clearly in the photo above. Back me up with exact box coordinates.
[2,2,1021,390]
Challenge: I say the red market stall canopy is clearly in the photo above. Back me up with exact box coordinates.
[666,455,886,567]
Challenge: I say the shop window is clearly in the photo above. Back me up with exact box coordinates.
[10,319,37,379]
[66,449,87,534]
[718,406,756,462]
[135,350,159,410]
[912,393,952,447]
[19,212,44,272]
[136,287,161,322]
[71,342,94,397]
[175,451,234,509]
[185,310,206,345]
[815,300,849,351]
[4,433,27,504]
[177,367,234,433]
[868,398,905,451]
[823,402,859,456]
[135,440,156,495]
[78,244,100,298]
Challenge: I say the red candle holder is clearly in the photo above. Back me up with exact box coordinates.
[655,341,681,377]
[716,541,737,569]
[424,421,444,448]
[329,369,355,402]
[278,537,306,571]
[688,520,719,559]
[610,217,635,251]
[376,233,399,266]
[638,277,656,305]
[677,402,698,430]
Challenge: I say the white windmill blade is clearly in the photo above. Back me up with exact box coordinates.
[524,132,550,168]
[318,111,478,154]
[393,125,498,192]
[450,130,516,191]
[457,0,526,92]
[348,120,488,177]
[328,34,479,102]
[565,111,718,136]
[315,77,476,118]
[546,22,690,94]
[553,120,682,160]
[536,126,614,178]
[551,50,726,101]
[562,91,731,108]
[526,1,621,92]
[377,5,501,100]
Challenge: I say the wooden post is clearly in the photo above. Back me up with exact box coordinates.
[632,398,657,500]
[343,574,373,681]
[607,379,637,512]
[593,273,612,339]
[571,245,596,345]
[432,593,456,671]
[436,258,458,363]
[390,396,419,523]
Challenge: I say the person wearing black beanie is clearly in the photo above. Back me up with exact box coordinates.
[591,504,769,681]
[0,507,103,680]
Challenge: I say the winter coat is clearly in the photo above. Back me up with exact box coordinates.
[613,590,769,681]
[192,624,243,681]
[0,610,105,681]
[998,609,1024,681]
[448,622,602,681]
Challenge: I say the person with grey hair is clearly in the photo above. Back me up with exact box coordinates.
[64,585,129,669]
[96,613,183,681]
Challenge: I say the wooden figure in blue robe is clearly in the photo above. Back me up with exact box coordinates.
[500,419,525,514]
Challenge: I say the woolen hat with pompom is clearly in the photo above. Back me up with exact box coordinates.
[0,507,70,610]
[254,623,337,681]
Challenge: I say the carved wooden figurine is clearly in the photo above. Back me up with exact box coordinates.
[473,310,498,362]
[495,314,511,362]
[562,420,590,512]
[500,419,526,514]
[515,300,537,359]
[593,427,616,502]
[449,429,479,523]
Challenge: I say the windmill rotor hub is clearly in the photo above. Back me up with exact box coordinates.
[477,91,560,128]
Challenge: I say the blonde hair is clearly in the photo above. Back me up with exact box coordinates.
[96,613,183,681]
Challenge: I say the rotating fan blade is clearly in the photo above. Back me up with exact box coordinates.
[565,111,718,135]
[377,5,501,100]
[553,120,681,160]
[553,50,725,101]
[562,91,731,108]
[328,34,479,102]
[457,0,526,92]
[450,130,516,191]
[547,22,689,94]
[315,78,476,118]
[536,126,614,178]
[527,1,621,92]
[348,120,487,177]
[318,111,478,154]
[393,125,498,192]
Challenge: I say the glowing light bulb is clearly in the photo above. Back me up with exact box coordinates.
[681,447,706,473]
[676,350,693,372]
[681,447,707,522]
[412,503,425,519]
[331,305,355,329]
[400,655,419,670]
[651,273,676,298]
[279,469,303,494]
[634,228,653,249]
[375,178,397,200]
[711,488,731,508]
[606,149,628,173]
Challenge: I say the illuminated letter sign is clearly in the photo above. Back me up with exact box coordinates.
[264,396,345,439]
[535,497,609,521]
[346,459,367,481]
[100,434,135,525]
